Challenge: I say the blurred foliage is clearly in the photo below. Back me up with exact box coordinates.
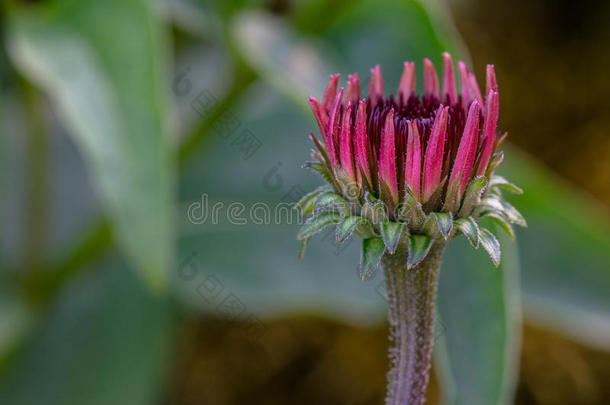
[1,0,609,404]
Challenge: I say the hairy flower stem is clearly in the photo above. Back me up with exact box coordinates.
[382,241,446,405]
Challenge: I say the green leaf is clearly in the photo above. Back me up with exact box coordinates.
[336,215,367,243]
[423,212,453,240]
[454,217,480,248]
[491,175,523,194]
[297,211,341,240]
[7,0,173,291]
[458,176,487,217]
[435,234,521,405]
[407,234,433,269]
[360,237,385,280]
[0,264,175,405]
[478,228,501,267]
[380,220,406,254]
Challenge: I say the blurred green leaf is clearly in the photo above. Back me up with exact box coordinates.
[0,263,175,405]
[500,147,610,350]
[435,233,521,405]
[231,10,338,108]
[7,0,174,291]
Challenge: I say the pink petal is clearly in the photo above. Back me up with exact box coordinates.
[458,61,472,105]
[379,109,398,202]
[354,99,372,188]
[422,106,448,201]
[423,58,440,98]
[469,73,484,107]
[405,120,422,200]
[486,64,498,94]
[442,52,457,104]
[339,102,356,181]
[448,101,481,201]
[398,61,416,102]
[322,74,340,111]
[326,87,344,168]
[476,90,499,176]
[308,96,329,144]
[345,73,360,106]
[369,65,384,101]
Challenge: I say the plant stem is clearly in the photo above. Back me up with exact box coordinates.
[18,76,50,303]
[382,240,446,405]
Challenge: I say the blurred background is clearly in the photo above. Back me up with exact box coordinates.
[1,0,609,404]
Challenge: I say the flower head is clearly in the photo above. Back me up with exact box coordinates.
[298,53,525,274]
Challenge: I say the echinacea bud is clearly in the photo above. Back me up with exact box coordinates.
[299,53,525,405]
[300,52,523,265]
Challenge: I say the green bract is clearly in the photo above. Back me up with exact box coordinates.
[297,170,525,278]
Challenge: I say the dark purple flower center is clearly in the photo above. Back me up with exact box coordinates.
[362,94,469,181]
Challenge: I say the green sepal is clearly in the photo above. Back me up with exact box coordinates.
[335,169,361,204]
[298,237,309,260]
[454,217,480,248]
[478,195,505,214]
[360,237,386,280]
[295,185,330,214]
[395,191,418,221]
[486,151,504,175]
[361,192,387,226]
[407,234,433,269]
[314,191,351,216]
[354,221,377,239]
[336,215,367,243]
[458,176,488,217]
[302,161,333,185]
[491,175,523,194]
[500,199,527,227]
[297,211,341,240]
[380,220,407,254]
[478,227,501,267]
[423,212,453,240]
[482,212,515,240]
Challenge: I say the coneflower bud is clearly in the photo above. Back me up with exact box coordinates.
[296,54,525,405]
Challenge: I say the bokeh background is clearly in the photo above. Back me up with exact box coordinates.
[1,0,609,404]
